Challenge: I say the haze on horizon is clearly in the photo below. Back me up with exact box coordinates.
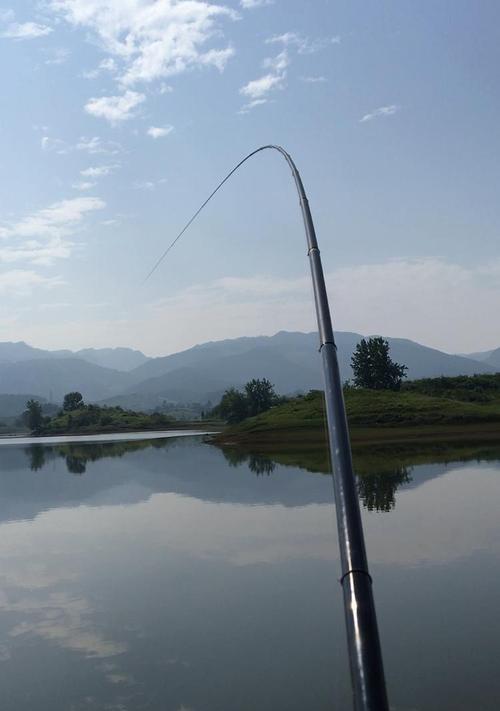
[0,1,498,357]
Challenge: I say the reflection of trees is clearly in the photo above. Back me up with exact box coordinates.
[65,455,86,475]
[28,444,46,471]
[24,437,177,475]
[221,448,275,476]
[357,466,412,512]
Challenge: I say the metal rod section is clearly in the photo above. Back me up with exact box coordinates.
[144,145,389,710]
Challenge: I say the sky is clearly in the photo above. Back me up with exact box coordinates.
[0,0,499,357]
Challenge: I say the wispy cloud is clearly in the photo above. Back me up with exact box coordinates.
[147,125,174,139]
[300,75,327,83]
[240,0,273,8]
[0,270,64,295]
[41,136,70,155]
[1,21,52,39]
[72,181,96,191]
[0,197,105,266]
[44,47,71,65]
[80,165,116,178]
[267,31,340,54]
[239,29,337,112]
[41,136,122,155]
[359,104,401,123]
[239,50,289,111]
[76,136,122,155]
[85,90,146,124]
[49,0,238,121]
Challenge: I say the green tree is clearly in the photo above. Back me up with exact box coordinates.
[351,337,407,391]
[63,391,84,411]
[244,378,278,417]
[24,399,43,433]
[217,387,249,424]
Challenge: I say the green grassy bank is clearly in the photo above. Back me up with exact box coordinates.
[213,387,500,449]
[37,405,217,436]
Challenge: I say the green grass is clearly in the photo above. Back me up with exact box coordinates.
[214,388,500,447]
[40,405,177,435]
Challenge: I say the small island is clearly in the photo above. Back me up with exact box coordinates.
[210,338,500,451]
[23,391,181,436]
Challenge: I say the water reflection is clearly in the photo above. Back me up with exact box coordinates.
[0,436,500,710]
[221,446,414,511]
[357,466,413,512]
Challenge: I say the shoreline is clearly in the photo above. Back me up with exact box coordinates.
[212,421,500,449]
[0,429,217,447]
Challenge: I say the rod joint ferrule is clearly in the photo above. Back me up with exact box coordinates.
[339,569,373,587]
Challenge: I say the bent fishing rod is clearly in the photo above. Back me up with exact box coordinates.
[144,145,389,711]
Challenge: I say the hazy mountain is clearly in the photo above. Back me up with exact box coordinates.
[0,359,129,402]
[0,341,149,372]
[0,332,495,409]
[120,331,495,407]
[75,347,149,371]
[0,394,49,419]
[482,348,500,370]
[462,349,495,362]
[0,341,71,363]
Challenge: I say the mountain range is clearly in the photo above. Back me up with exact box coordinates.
[0,333,497,416]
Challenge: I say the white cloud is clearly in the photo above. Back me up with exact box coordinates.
[76,136,122,154]
[0,197,105,266]
[240,72,284,100]
[72,181,96,191]
[133,180,156,191]
[41,136,70,154]
[44,47,71,65]
[80,165,116,177]
[49,0,238,118]
[85,90,146,123]
[360,104,400,122]
[147,125,174,139]
[240,0,273,8]
[122,258,500,355]
[159,83,173,94]
[239,50,289,109]
[239,28,336,112]
[41,136,122,155]
[1,21,52,39]
[267,31,340,54]
[300,75,327,83]
[82,57,117,79]
[0,270,64,295]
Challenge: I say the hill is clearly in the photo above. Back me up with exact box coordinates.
[0,341,149,372]
[120,331,495,407]
[0,332,496,409]
[215,383,500,448]
[0,359,129,402]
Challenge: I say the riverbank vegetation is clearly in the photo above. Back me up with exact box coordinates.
[214,381,500,448]
[23,391,177,435]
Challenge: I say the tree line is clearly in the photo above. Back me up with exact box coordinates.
[212,337,407,424]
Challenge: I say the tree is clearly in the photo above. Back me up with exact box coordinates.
[244,378,278,417]
[351,337,407,391]
[214,379,279,424]
[63,391,84,411]
[24,399,43,433]
[217,387,249,424]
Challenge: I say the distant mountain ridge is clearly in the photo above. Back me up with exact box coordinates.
[0,342,149,371]
[0,332,496,411]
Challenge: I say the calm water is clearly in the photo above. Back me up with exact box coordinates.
[0,434,499,710]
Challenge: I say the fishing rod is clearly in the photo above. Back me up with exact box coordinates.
[144,145,389,711]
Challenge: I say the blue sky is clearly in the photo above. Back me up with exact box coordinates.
[0,0,498,355]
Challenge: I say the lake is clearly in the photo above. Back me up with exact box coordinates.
[0,433,499,710]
